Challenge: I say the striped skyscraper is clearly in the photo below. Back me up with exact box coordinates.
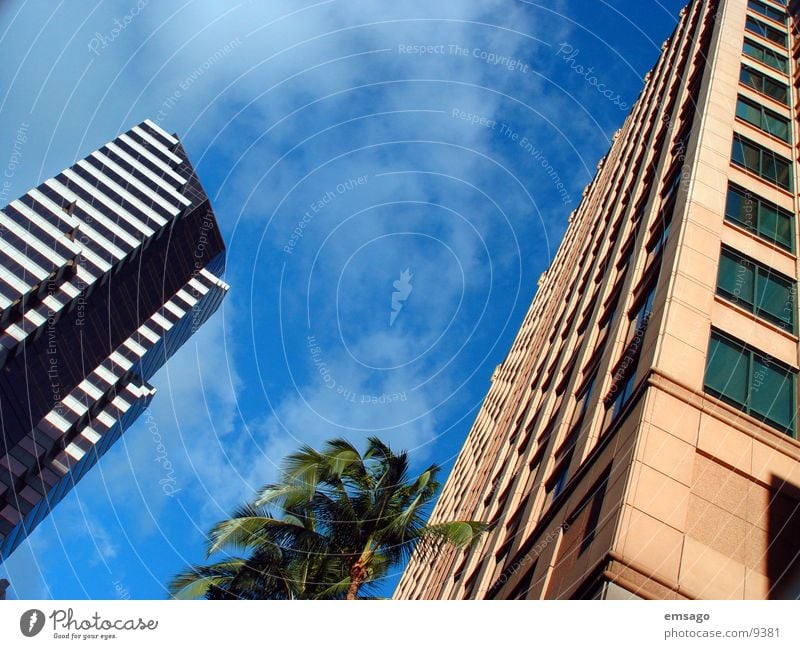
[0,119,228,560]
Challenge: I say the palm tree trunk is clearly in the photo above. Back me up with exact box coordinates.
[346,562,367,600]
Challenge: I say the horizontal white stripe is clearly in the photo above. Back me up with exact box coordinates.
[54,173,162,238]
[137,325,159,344]
[150,312,172,331]
[45,410,71,433]
[75,222,127,261]
[42,294,64,311]
[74,161,167,228]
[5,323,26,341]
[91,151,181,215]
[131,126,183,164]
[62,278,89,298]
[96,411,117,427]
[78,379,104,400]
[143,119,179,145]
[94,364,119,385]
[117,133,187,185]
[46,177,147,245]
[0,205,74,263]
[8,200,80,254]
[75,247,111,275]
[0,239,49,281]
[81,428,102,444]
[163,302,185,318]
[28,188,80,229]
[0,265,31,294]
[109,351,133,370]
[110,394,131,411]
[23,310,46,327]
[61,394,89,416]
[64,443,85,461]
[123,338,147,357]
[187,278,210,295]
[105,142,191,206]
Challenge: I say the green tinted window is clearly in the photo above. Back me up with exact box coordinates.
[718,250,755,306]
[705,335,748,403]
[743,38,788,72]
[736,96,790,142]
[750,357,793,430]
[756,270,794,329]
[737,98,763,125]
[705,332,796,436]
[717,246,795,331]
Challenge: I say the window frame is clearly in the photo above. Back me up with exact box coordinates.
[716,245,796,333]
[735,94,791,142]
[724,183,794,252]
[742,37,789,73]
[747,0,787,24]
[731,133,793,191]
[704,330,796,436]
[740,64,789,105]
[745,14,788,46]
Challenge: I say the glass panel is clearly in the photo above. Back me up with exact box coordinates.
[705,335,748,404]
[718,250,755,307]
[745,141,762,172]
[743,40,762,61]
[774,157,791,189]
[736,98,763,126]
[732,137,759,171]
[765,51,788,73]
[746,16,768,38]
[774,210,793,250]
[758,202,792,249]
[763,77,788,104]
[740,67,762,93]
[726,186,756,230]
[750,357,794,431]
[762,151,779,183]
[767,26,787,46]
[749,0,787,23]
[764,112,789,141]
[756,270,794,329]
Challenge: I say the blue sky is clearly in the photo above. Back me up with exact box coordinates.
[0,0,684,599]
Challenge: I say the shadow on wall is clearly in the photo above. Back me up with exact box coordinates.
[768,475,800,599]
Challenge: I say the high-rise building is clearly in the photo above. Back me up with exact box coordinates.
[0,120,228,561]
[396,0,800,600]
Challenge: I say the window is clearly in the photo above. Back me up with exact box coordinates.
[745,15,787,46]
[743,37,788,73]
[736,95,790,142]
[740,65,788,105]
[705,332,795,435]
[731,134,792,190]
[716,247,795,332]
[725,183,793,251]
[545,461,570,504]
[568,370,597,436]
[603,281,657,421]
[748,0,786,24]
[645,197,676,269]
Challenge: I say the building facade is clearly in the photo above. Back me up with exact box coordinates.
[396,0,800,600]
[0,120,228,561]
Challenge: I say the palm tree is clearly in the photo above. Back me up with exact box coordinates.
[169,437,488,599]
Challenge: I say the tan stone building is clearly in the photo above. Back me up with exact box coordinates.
[395,0,800,600]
